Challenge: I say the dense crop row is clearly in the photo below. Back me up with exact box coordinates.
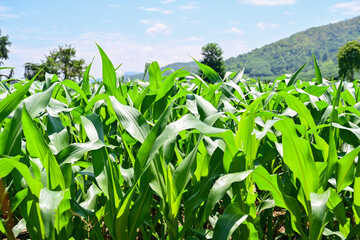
[0,46,359,239]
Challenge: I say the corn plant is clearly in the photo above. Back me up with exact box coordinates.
[0,48,359,240]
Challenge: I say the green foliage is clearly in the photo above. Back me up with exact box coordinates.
[0,30,12,80]
[199,43,225,81]
[0,44,360,239]
[337,40,360,81]
[0,29,11,66]
[24,44,85,81]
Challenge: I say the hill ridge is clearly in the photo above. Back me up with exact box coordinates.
[155,15,360,80]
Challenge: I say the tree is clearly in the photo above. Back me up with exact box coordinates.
[24,62,45,80]
[0,29,11,66]
[24,45,85,81]
[199,43,225,81]
[337,40,360,81]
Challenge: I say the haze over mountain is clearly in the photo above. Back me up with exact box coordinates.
[150,15,360,80]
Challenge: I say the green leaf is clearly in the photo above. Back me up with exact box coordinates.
[304,85,328,97]
[142,61,151,81]
[128,171,153,240]
[193,58,222,84]
[61,80,89,104]
[253,165,307,238]
[345,225,360,240]
[96,44,125,103]
[39,188,71,239]
[235,98,261,167]
[11,188,28,213]
[287,61,308,87]
[330,77,344,125]
[212,203,248,240]
[327,188,347,226]
[277,91,316,129]
[56,140,105,165]
[173,139,201,195]
[253,166,286,208]
[0,157,42,196]
[148,61,162,93]
[81,114,104,142]
[336,146,360,192]
[202,170,252,225]
[82,59,93,96]
[323,228,345,240]
[109,96,150,143]
[155,69,189,102]
[47,115,69,152]
[114,186,136,239]
[22,107,65,190]
[309,189,330,240]
[313,53,323,85]
[144,114,229,174]
[0,83,56,156]
[194,95,219,121]
[0,79,33,123]
[135,102,173,178]
[354,160,360,224]
[72,201,103,240]
[274,118,318,205]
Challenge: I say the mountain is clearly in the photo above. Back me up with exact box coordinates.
[129,61,199,80]
[226,16,360,79]
[162,61,199,74]
[139,16,360,80]
[124,71,142,76]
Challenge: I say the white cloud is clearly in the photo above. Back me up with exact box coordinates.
[256,22,280,30]
[0,5,10,12]
[240,0,296,6]
[331,1,360,15]
[139,7,172,15]
[71,33,204,76]
[221,40,250,59]
[161,0,175,4]
[0,4,19,19]
[5,30,253,79]
[145,23,171,35]
[230,27,244,35]
[179,2,200,10]
[107,4,122,8]
[0,13,19,19]
[284,11,291,15]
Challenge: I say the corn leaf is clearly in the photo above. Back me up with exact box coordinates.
[213,203,248,240]
[0,79,33,123]
[22,107,65,190]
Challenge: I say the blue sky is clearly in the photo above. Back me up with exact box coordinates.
[1,0,360,78]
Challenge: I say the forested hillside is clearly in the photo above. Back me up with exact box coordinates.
[154,16,360,80]
[226,16,360,79]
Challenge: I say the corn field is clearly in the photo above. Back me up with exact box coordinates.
[0,46,359,239]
